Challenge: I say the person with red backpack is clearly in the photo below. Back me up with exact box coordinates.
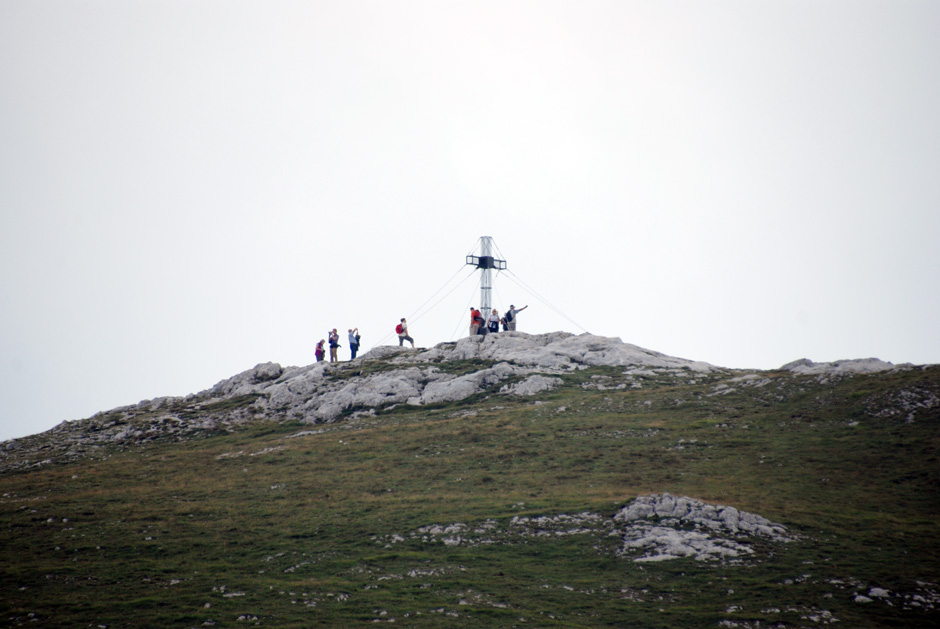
[396,318,414,348]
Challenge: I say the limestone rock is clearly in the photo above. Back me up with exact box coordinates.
[410,332,713,372]
[781,357,904,375]
[614,493,789,540]
[381,495,793,564]
[210,362,284,396]
[622,525,752,562]
[613,493,791,562]
[502,374,563,396]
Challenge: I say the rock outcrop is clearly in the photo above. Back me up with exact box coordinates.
[613,493,792,562]
[377,493,792,564]
[395,332,714,372]
[780,357,906,375]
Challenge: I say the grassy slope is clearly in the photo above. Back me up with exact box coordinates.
[1,363,939,627]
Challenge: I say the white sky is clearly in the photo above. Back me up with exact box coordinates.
[2,1,939,442]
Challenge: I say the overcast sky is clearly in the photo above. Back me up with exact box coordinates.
[2,1,938,442]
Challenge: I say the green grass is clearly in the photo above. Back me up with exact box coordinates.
[2,365,939,626]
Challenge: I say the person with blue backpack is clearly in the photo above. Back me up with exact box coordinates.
[506,304,528,331]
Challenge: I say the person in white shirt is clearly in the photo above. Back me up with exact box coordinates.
[348,328,360,359]
[487,309,500,333]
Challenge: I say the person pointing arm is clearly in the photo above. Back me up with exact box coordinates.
[507,304,528,331]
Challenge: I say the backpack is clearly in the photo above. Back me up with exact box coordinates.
[395,323,403,334]
[505,310,514,322]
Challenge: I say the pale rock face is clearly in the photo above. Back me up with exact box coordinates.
[413,363,517,406]
[502,374,563,396]
[781,357,903,375]
[413,376,480,406]
[624,525,752,562]
[614,494,788,539]
[209,362,285,397]
[375,332,715,373]
[264,364,329,409]
[313,368,426,420]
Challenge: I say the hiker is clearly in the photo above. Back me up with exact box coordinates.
[396,318,415,348]
[348,328,360,359]
[328,328,340,362]
[501,316,510,332]
[470,307,484,336]
[315,339,326,362]
[487,309,500,333]
[506,304,528,331]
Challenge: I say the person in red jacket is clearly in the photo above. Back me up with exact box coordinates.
[469,307,484,336]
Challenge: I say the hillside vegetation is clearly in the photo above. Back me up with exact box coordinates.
[1,333,939,627]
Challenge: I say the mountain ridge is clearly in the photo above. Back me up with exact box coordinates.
[1,331,914,468]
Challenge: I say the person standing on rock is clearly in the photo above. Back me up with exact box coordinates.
[506,304,528,331]
[470,307,484,336]
[348,328,360,360]
[487,308,500,334]
[397,318,415,348]
[328,328,340,362]
[315,339,326,362]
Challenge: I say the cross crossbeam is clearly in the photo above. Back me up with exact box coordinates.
[465,236,506,314]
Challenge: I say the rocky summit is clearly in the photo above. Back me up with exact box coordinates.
[1,332,717,471]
